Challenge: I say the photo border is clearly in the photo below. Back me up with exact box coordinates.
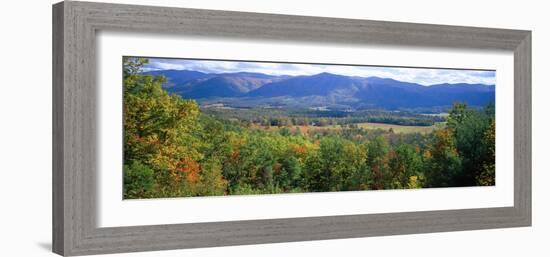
[52,1,531,256]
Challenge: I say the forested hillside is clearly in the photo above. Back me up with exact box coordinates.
[124,58,495,199]
[148,68,495,110]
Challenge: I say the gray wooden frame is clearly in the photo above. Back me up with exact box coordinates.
[52,1,531,256]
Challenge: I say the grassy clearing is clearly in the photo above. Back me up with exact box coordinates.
[356,122,439,134]
[251,122,442,135]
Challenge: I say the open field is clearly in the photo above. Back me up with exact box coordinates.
[356,122,441,134]
[250,122,442,135]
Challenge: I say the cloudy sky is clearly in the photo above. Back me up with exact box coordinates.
[142,58,496,86]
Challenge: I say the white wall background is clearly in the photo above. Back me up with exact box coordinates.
[0,0,547,256]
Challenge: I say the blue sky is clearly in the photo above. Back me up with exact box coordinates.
[142,58,496,86]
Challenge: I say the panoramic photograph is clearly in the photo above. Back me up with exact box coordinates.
[122,57,496,199]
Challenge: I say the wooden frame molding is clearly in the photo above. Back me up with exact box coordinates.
[52,1,531,256]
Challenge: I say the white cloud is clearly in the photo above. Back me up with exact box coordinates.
[143,58,496,86]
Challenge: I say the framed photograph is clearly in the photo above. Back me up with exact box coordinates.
[52,1,531,256]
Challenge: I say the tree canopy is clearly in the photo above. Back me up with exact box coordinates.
[123,58,496,199]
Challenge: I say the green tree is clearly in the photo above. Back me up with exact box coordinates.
[196,159,228,196]
[447,102,470,130]
[367,136,390,189]
[423,129,462,187]
[447,103,495,186]
[123,161,154,199]
[302,150,326,191]
[275,155,302,191]
[388,144,423,189]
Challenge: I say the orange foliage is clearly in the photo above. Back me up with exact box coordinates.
[181,157,200,184]
[171,157,200,185]
[292,145,307,155]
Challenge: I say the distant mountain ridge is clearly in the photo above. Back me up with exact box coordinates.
[144,69,285,98]
[142,69,495,109]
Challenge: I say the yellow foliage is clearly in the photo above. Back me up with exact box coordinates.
[407,176,420,189]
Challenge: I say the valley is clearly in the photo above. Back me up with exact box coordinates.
[124,57,497,199]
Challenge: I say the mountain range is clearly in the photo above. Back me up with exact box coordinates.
[143,69,495,110]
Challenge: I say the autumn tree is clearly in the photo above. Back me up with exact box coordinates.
[388,144,423,189]
[123,57,221,197]
[423,128,462,187]
[367,136,390,189]
[476,120,495,186]
[196,158,228,196]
